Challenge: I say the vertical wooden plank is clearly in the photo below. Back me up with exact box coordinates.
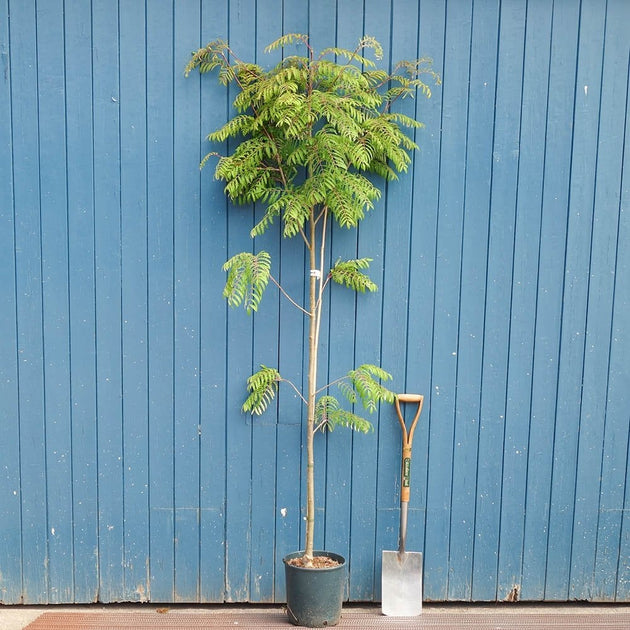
[499,2,552,598]
[490,1,529,603]
[447,0,498,602]
[146,0,175,604]
[525,3,579,598]
[335,0,362,52]
[11,0,49,604]
[173,0,203,602]
[199,0,229,604]
[248,0,282,602]
[273,423,301,599]
[222,0,255,602]
[543,0,606,600]
[498,2,552,599]
[64,0,99,603]
[306,3,336,77]
[521,0,579,601]
[119,0,150,602]
[337,0,382,602]
[470,0,518,600]
[93,0,124,602]
[249,416,277,603]
[400,0,445,603]
[570,0,629,600]
[363,0,396,603]
[423,0,470,602]
[36,0,74,603]
[0,0,23,605]
[610,12,630,602]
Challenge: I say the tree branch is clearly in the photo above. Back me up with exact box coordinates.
[269,274,310,316]
[279,377,308,406]
[314,374,347,396]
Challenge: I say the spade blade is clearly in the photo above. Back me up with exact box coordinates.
[381,550,423,616]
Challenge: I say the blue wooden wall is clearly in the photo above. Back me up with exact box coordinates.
[1,0,629,605]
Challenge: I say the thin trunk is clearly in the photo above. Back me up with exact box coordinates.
[305,213,318,563]
[304,52,321,563]
[304,206,327,563]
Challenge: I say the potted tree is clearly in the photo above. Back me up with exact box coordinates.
[186,34,437,626]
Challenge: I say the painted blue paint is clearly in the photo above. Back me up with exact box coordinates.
[518,0,554,602]
[490,0,528,603]
[0,0,22,604]
[92,0,125,602]
[405,0,445,603]
[602,11,630,600]
[198,0,230,605]
[36,0,73,603]
[10,0,49,605]
[222,0,256,604]
[172,2,204,603]
[448,0,498,602]
[119,1,151,602]
[0,0,628,605]
[538,0,583,601]
[146,0,176,604]
[570,0,628,600]
[424,0,472,601]
[64,0,99,604]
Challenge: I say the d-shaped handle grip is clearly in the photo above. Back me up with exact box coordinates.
[394,394,424,503]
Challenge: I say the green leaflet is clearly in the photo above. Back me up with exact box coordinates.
[222,251,271,314]
[243,365,281,415]
[346,364,395,411]
[315,396,374,434]
[330,258,378,292]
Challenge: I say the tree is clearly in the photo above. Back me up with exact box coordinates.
[186,33,438,566]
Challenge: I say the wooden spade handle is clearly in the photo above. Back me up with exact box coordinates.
[394,394,424,504]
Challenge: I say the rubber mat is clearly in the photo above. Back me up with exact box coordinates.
[23,610,630,629]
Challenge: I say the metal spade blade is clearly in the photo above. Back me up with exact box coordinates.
[381,548,423,616]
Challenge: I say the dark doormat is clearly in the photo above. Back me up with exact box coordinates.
[23,609,630,630]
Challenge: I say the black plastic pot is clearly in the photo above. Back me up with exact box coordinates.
[283,551,346,627]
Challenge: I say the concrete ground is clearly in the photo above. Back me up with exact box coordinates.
[1,602,629,630]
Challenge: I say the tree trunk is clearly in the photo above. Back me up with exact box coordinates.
[304,214,318,564]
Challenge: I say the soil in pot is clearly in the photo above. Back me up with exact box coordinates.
[286,555,342,569]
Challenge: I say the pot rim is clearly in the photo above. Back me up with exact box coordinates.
[283,550,346,570]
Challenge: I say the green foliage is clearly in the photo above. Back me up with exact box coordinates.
[242,365,281,415]
[330,258,378,292]
[315,364,394,432]
[342,364,396,412]
[315,396,374,434]
[222,251,271,313]
[188,33,438,238]
[263,33,310,54]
